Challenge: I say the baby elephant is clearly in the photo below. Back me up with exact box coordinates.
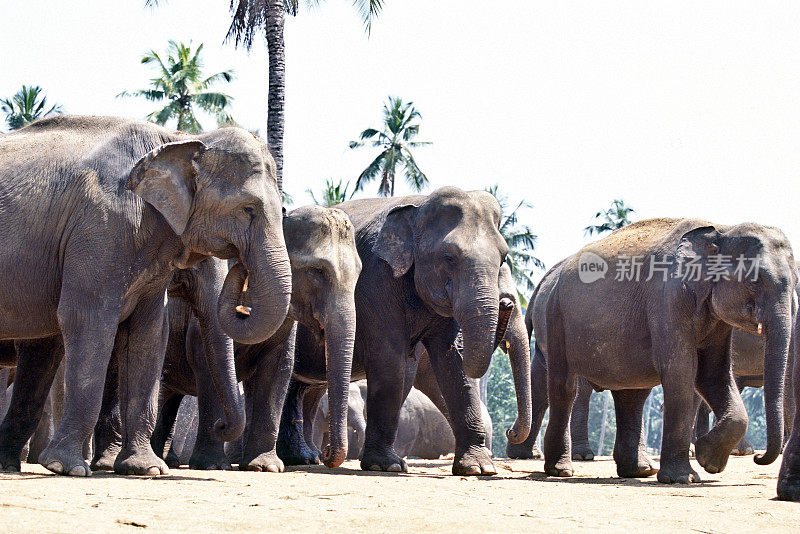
[148,205,361,471]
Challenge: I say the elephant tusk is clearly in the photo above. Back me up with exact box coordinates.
[235,305,251,317]
[757,322,763,335]
[242,275,249,292]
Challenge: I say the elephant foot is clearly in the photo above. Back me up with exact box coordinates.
[695,434,730,474]
[656,462,701,484]
[0,448,22,473]
[453,446,497,476]
[40,443,92,477]
[277,440,321,466]
[361,448,407,473]
[241,451,285,473]
[544,458,574,477]
[165,448,182,469]
[505,441,542,460]
[731,437,755,456]
[571,441,595,461]
[189,449,233,471]
[616,452,658,478]
[114,447,169,476]
[91,443,121,472]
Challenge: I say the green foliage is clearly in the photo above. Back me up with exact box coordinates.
[584,198,635,237]
[224,0,385,50]
[119,40,235,133]
[308,178,351,206]
[485,185,544,305]
[1,85,62,131]
[350,96,431,197]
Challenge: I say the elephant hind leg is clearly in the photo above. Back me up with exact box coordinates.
[612,388,657,478]
[277,379,321,466]
[542,310,575,477]
[570,378,595,461]
[150,391,182,464]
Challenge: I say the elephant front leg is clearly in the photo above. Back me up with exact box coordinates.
[423,333,495,476]
[656,359,702,483]
[112,294,170,476]
[240,325,295,472]
[778,340,800,500]
[0,337,62,472]
[611,389,657,478]
[150,392,183,468]
[189,386,231,470]
[693,343,748,475]
[570,377,595,461]
[277,379,321,465]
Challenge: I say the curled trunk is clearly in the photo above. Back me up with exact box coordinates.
[755,305,792,465]
[217,244,292,345]
[502,302,532,444]
[320,295,357,468]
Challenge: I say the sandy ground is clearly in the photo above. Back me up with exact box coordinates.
[1,455,798,533]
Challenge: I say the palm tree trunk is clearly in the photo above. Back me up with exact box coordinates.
[266,0,286,190]
[597,391,610,456]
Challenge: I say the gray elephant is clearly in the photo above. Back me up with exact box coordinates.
[0,115,291,476]
[130,205,360,472]
[277,188,532,476]
[312,381,492,460]
[523,218,795,484]
[778,313,800,500]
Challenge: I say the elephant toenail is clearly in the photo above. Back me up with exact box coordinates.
[387,464,402,472]
[266,465,279,473]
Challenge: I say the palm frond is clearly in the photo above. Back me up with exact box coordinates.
[353,148,390,195]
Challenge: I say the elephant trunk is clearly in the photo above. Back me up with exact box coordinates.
[320,294,356,468]
[503,302,532,444]
[755,302,792,465]
[455,278,500,380]
[217,242,292,345]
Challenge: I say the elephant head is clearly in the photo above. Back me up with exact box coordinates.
[127,129,292,441]
[677,223,798,465]
[374,187,530,442]
[283,205,362,468]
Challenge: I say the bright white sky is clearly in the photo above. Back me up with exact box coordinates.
[4,1,800,282]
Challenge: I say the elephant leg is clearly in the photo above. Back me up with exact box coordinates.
[301,386,325,456]
[542,313,576,477]
[422,330,495,476]
[189,384,231,470]
[506,344,546,459]
[240,324,295,472]
[730,378,755,456]
[778,337,800,500]
[0,337,62,472]
[693,394,711,445]
[151,391,183,467]
[693,343,748,475]
[277,379,321,465]
[112,294,170,476]
[570,377,594,461]
[612,389,657,477]
[91,344,123,471]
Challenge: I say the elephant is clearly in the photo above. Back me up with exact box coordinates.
[508,328,796,461]
[276,187,532,476]
[312,380,493,460]
[118,204,360,472]
[0,115,291,476]
[520,218,796,484]
[778,313,800,500]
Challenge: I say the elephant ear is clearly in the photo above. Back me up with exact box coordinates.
[126,140,206,235]
[374,203,420,278]
[675,225,725,292]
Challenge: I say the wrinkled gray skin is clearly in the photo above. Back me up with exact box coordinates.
[312,380,492,460]
[510,328,797,462]
[521,218,796,484]
[778,308,800,500]
[278,191,533,476]
[0,115,291,476]
[133,206,360,472]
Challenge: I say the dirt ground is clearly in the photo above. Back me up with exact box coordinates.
[1,455,798,533]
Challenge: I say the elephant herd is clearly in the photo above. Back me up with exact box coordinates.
[0,116,799,503]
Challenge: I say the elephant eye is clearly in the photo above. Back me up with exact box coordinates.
[243,206,255,218]
[443,253,458,267]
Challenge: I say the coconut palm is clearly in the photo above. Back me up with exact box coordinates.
[584,198,635,237]
[308,178,351,206]
[118,40,235,133]
[1,85,62,131]
[486,185,544,305]
[350,96,430,197]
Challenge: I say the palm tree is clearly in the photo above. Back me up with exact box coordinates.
[308,178,351,206]
[350,96,430,197]
[584,199,635,237]
[118,40,235,133]
[486,185,544,306]
[1,85,62,131]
